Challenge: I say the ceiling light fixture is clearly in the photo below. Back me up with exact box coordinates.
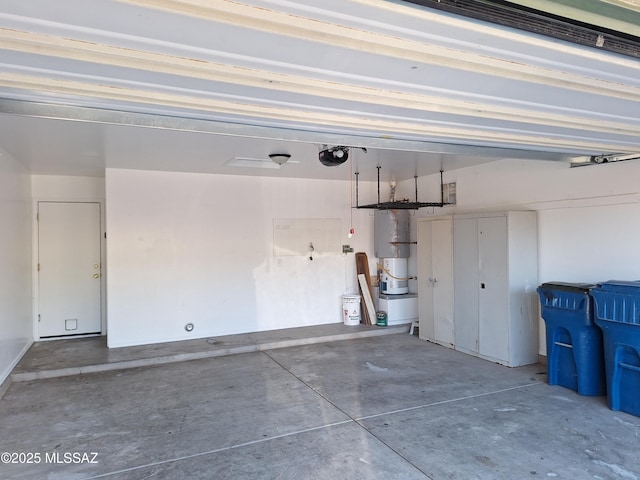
[268,153,291,165]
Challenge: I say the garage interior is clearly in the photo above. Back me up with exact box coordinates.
[2,0,640,478]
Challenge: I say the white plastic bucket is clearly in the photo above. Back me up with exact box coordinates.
[342,295,361,326]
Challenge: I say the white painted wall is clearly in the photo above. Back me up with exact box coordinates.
[31,175,105,200]
[404,158,640,355]
[0,149,32,386]
[105,168,375,348]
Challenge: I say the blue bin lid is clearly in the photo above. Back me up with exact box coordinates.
[593,280,640,293]
[538,282,594,293]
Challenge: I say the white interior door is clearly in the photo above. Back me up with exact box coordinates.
[38,202,102,338]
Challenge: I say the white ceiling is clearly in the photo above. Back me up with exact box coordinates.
[1,0,640,181]
[0,111,504,181]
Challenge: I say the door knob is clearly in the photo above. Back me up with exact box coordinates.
[93,273,100,279]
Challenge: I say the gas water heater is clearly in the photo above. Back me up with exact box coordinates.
[374,209,410,295]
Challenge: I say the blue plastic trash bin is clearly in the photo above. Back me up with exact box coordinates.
[537,282,606,396]
[591,281,640,417]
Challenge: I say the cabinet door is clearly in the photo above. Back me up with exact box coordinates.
[418,219,454,346]
[453,217,480,354]
[431,219,454,346]
[477,216,509,362]
[417,221,435,340]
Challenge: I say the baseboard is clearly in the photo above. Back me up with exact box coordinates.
[0,375,11,400]
[538,354,547,366]
[0,339,33,399]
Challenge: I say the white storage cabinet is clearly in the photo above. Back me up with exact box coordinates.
[453,211,538,366]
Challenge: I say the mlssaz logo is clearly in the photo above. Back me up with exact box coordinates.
[45,452,99,464]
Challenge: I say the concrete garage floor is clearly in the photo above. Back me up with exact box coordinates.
[1,328,639,479]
